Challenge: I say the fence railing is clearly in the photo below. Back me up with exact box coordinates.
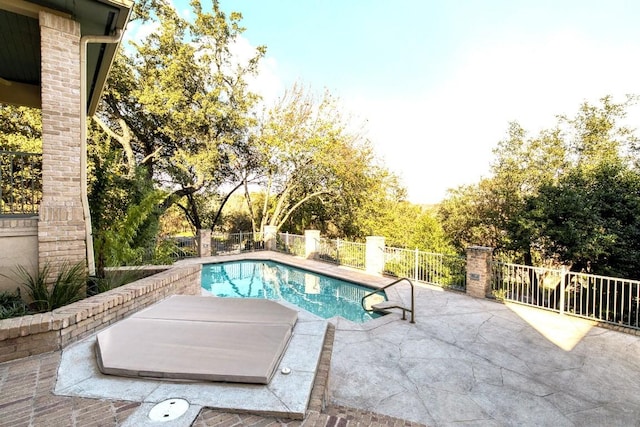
[317,238,366,270]
[0,151,42,215]
[492,261,640,330]
[275,232,305,257]
[153,232,266,262]
[211,231,264,255]
[150,228,640,330]
[384,247,466,291]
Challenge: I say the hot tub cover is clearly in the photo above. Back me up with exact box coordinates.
[95,296,298,384]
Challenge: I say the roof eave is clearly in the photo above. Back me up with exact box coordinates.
[86,2,132,115]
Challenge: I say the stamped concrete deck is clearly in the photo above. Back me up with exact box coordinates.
[329,279,640,426]
[2,252,640,426]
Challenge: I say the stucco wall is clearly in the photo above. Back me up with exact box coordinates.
[0,217,38,294]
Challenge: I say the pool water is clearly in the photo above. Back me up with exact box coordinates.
[201,260,386,323]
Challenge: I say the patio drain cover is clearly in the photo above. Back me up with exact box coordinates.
[148,398,189,422]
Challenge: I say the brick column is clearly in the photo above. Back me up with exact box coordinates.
[264,225,277,251]
[365,236,385,276]
[196,229,211,257]
[37,12,87,272]
[466,246,493,298]
[304,230,320,259]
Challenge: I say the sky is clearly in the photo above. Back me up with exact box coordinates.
[150,0,640,204]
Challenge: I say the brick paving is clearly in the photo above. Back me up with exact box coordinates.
[0,352,139,427]
[0,324,425,427]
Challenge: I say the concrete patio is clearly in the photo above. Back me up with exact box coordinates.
[2,253,640,426]
[329,280,640,426]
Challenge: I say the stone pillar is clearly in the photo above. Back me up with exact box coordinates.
[365,236,385,276]
[37,12,86,273]
[304,230,320,259]
[466,246,493,298]
[197,229,211,257]
[264,225,277,251]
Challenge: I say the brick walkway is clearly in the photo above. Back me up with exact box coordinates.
[0,325,425,427]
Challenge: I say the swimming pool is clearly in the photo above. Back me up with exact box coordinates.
[201,260,386,323]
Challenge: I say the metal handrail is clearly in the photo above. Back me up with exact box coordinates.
[361,277,415,323]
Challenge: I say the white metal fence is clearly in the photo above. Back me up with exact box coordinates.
[492,261,640,329]
[275,232,306,257]
[154,232,266,261]
[383,247,466,291]
[211,231,264,254]
[316,238,366,270]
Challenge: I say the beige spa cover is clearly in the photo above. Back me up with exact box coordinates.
[95,296,298,384]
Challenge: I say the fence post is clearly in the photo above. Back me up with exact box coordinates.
[414,248,419,281]
[264,225,277,251]
[465,246,493,298]
[365,236,385,276]
[559,267,566,315]
[304,230,321,259]
[197,229,211,257]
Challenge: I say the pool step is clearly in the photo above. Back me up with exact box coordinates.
[371,300,413,322]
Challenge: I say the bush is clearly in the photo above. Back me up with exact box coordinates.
[12,262,87,312]
[0,290,30,319]
[87,268,147,296]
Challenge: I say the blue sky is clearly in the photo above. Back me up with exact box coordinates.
[159,0,640,204]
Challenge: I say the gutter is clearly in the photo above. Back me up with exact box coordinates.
[80,30,123,276]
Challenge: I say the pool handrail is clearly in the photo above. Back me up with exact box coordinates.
[361,277,415,323]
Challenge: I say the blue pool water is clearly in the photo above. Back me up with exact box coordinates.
[201,260,386,323]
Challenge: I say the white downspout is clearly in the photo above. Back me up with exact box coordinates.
[80,30,123,276]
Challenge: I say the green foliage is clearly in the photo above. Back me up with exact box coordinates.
[0,105,42,152]
[440,95,640,277]
[87,268,149,296]
[0,290,30,320]
[526,162,640,276]
[94,189,167,268]
[377,203,455,254]
[11,262,86,312]
[88,122,167,271]
[0,105,43,214]
[99,0,264,231]
[252,83,409,240]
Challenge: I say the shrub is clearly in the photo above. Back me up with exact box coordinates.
[0,289,30,319]
[87,267,147,296]
[12,262,87,312]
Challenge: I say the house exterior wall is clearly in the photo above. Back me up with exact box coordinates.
[37,12,87,272]
[0,217,38,294]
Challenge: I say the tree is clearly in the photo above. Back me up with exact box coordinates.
[247,84,382,234]
[440,95,640,276]
[97,0,264,230]
[87,121,166,273]
[0,105,42,153]
[0,105,42,214]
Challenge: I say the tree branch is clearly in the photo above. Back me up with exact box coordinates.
[273,190,332,229]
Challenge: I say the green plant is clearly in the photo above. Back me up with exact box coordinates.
[88,268,147,296]
[12,262,87,312]
[0,289,30,319]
